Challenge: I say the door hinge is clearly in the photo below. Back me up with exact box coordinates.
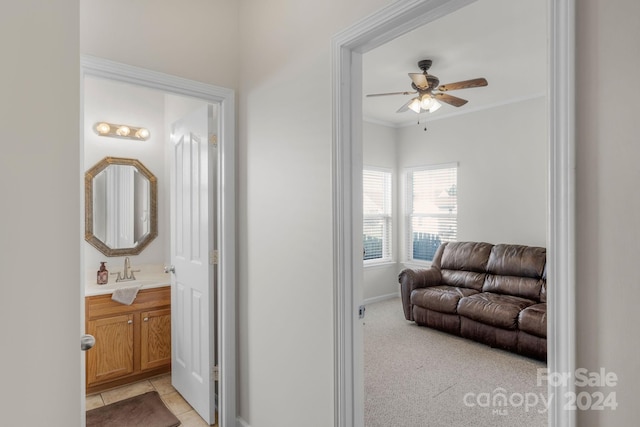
[209,134,218,146]
[211,365,219,381]
[210,250,219,265]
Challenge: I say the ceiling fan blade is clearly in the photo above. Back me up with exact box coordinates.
[437,78,488,92]
[434,93,468,107]
[408,73,429,90]
[366,91,416,97]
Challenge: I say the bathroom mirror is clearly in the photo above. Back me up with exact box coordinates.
[85,157,158,256]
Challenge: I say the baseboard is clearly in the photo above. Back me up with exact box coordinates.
[363,291,400,306]
[237,417,251,427]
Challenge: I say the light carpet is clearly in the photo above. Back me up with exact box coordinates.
[364,297,547,427]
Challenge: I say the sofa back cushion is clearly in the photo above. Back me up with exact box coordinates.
[439,242,493,291]
[482,244,547,301]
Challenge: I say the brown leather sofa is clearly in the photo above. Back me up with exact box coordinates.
[399,241,547,360]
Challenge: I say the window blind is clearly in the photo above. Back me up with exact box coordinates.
[406,164,457,261]
[363,168,392,262]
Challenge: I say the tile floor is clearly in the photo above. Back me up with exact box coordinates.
[86,374,216,426]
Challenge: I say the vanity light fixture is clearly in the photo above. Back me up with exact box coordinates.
[94,122,150,141]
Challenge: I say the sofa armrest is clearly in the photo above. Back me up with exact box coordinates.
[398,267,442,321]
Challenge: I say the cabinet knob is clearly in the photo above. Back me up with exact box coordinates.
[143,317,149,322]
[128,320,133,324]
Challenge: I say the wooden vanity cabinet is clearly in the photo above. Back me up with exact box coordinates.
[86,286,171,394]
[140,308,172,371]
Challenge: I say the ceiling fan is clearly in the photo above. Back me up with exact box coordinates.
[366,59,488,114]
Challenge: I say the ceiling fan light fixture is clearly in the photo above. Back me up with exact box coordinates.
[427,99,442,113]
[414,94,442,113]
[420,94,435,110]
[408,98,422,113]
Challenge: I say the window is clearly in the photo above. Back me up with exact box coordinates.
[406,164,457,262]
[363,168,392,263]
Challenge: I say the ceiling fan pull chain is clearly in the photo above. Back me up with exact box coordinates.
[417,115,427,131]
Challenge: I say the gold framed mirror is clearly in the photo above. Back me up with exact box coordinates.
[85,156,158,256]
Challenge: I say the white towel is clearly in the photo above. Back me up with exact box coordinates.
[111,284,143,305]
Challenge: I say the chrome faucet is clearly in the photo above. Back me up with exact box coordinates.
[112,256,140,282]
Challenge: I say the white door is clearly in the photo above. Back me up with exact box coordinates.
[170,104,217,425]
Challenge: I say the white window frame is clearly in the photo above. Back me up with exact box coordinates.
[363,166,393,265]
[405,162,458,264]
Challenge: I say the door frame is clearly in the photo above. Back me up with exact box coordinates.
[331,1,575,426]
[80,55,236,427]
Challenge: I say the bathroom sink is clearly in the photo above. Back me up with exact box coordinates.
[86,278,170,296]
[101,279,160,289]
[116,279,157,287]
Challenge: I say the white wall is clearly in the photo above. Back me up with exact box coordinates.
[0,1,81,426]
[398,97,548,248]
[363,121,400,301]
[83,77,168,278]
[3,1,638,427]
[80,0,240,91]
[576,0,640,425]
[236,1,392,425]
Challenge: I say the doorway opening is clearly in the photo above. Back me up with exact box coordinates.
[332,0,575,426]
[360,1,548,424]
[80,56,236,426]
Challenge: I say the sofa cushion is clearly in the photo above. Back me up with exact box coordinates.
[440,241,493,272]
[441,270,487,291]
[411,286,479,314]
[457,292,535,330]
[482,244,546,300]
[482,275,544,301]
[486,244,546,279]
[439,242,493,290]
[518,303,547,338]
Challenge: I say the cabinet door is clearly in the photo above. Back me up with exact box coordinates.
[140,308,171,371]
[86,313,134,385]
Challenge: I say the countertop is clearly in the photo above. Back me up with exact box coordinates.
[85,265,171,297]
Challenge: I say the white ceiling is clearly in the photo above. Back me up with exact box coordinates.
[362,0,547,127]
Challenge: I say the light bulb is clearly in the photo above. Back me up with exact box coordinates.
[116,126,130,137]
[135,128,150,139]
[420,95,435,110]
[95,122,111,135]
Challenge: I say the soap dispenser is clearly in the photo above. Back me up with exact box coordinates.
[97,262,109,285]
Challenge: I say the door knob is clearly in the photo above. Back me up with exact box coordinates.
[81,334,95,351]
[164,265,175,274]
